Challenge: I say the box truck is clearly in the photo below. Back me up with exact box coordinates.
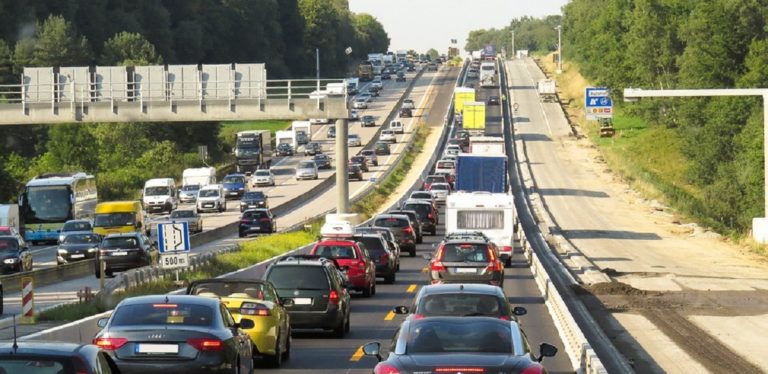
[455,154,507,193]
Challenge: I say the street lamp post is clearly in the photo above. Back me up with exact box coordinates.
[555,25,562,74]
[624,88,768,243]
[511,30,515,60]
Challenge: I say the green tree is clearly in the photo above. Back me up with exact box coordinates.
[45,124,99,172]
[0,40,12,84]
[101,31,162,65]
[12,38,35,74]
[32,14,92,66]
[426,48,439,59]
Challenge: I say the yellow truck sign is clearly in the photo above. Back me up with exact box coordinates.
[463,101,486,130]
[454,87,475,114]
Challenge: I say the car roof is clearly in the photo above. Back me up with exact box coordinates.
[242,208,270,213]
[375,213,409,220]
[403,199,433,205]
[103,232,142,238]
[419,283,505,296]
[0,342,99,357]
[119,294,220,307]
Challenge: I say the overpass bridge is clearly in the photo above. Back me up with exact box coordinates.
[0,63,348,124]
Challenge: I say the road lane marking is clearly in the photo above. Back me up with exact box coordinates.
[384,311,396,321]
[407,284,417,293]
[350,345,364,361]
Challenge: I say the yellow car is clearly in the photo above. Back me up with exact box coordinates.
[187,279,291,367]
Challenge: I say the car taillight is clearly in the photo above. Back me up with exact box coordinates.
[486,261,503,272]
[521,364,545,374]
[430,261,446,271]
[403,226,413,235]
[259,218,271,222]
[328,290,340,305]
[427,213,433,219]
[379,253,389,264]
[499,315,510,320]
[93,337,127,351]
[241,302,270,316]
[413,314,425,320]
[187,338,224,351]
[375,363,401,374]
[240,219,250,224]
[501,246,513,253]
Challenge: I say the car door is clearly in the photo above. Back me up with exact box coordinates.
[221,304,250,359]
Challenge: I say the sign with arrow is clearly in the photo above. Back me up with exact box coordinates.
[157,222,190,253]
[585,87,613,120]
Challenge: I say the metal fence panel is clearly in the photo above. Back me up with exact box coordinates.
[134,65,166,101]
[234,63,266,99]
[58,67,90,102]
[94,66,128,101]
[22,67,54,103]
[167,65,199,100]
[201,64,232,100]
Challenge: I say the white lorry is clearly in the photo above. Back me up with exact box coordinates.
[0,204,19,231]
[143,178,178,214]
[445,191,516,266]
[479,61,497,88]
[469,136,505,155]
[276,130,297,149]
[368,53,384,74]
[537,79,557,102]
[344,78,359,95]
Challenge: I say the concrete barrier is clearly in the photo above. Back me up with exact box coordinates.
[0,260,95,294]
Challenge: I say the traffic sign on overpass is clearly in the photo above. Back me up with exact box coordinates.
[585,87,613,120]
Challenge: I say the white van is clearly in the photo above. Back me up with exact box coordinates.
[389,120,404,134]
[142,178,178,214]
[196,184,227,213]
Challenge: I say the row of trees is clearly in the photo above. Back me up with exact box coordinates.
[561,0,767,232]
[0,0,390,201]
[465,15,562,55]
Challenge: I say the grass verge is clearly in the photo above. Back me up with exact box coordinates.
[40,124,432,322]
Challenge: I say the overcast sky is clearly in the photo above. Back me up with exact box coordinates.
[349,0,568,54]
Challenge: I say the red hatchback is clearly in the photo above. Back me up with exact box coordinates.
[310,240,377,297]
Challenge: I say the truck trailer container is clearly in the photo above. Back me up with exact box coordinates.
[455,154,507,193]
[462,102,486,131]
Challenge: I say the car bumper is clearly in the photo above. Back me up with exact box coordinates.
[0,262,23,273]
[101,256,145,271]
[239,225,273,235]
[240,203,267,211]
[197,202,222,212]
[374,264,395,277]
[112,356,233,374]
[179,196,197,203]
[430,272,504,286]
[224,190,244,199]
[296,174,317,180]
[58,252,96,264]
[288,308,343,330]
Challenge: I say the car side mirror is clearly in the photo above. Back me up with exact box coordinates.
[512,306,527,316]
[393,306,409,314]
[362,342,382,361]
[237,318,255,330]
[537,343,558,362]
[281,298,295,307]
[97,318,109,328]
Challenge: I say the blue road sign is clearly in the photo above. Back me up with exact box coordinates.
[585,87,613,120]
[158,222,190,253]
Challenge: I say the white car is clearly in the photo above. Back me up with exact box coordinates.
[389,120,404,134]
[428,182,451,203]
[196,184,227,213]
[402,99,415,110]
[358,93,372,102]
[350,109,359,121]
[435,159,456,176]
[252,169,275,187]
[295,160,319,180]
[353,98,368,109]
[371,78,382,89]
[380,129,397,143]
[347,133,362,147]
[444,144,461,156]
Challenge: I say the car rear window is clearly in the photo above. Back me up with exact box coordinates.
[437,161,455,169]
[355,236,386,255]
[102,237,138,248]
[110,303,214,326]
[405,320,512,354]
[299,161,315,168]
[442,243,490,262]
[403,204,431,218]
[170,210,195,218]
[430,184,448,191]
[267,266,329,290]
[418,294,504,317]
[425,176,446,183]
[374,217,407,228]
[0,359,68,373]
[312,245,358,259]
[243,211,268,219]
[411,192,432,199]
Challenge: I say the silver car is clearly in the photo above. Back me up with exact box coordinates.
[295,160,319,180]
[252,169,275,187]
[380,129,396,143]
[169,209,203,233]
[348,133,362,147]
[428,182,451,203]
[179,184,201,203]
[353,98,368,109]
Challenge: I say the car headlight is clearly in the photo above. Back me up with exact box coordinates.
[238,187,244,191]
[240,201,247,206]
[223,188,230,191]
[88,247,98,252]
[57,249,67,255]
[3,258,18,264]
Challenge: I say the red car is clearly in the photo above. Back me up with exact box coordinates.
[310,240,377,297]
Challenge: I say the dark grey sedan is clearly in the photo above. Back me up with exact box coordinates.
[94,295,255,374]
[426,239,505,287]
[370,214,416,257]
[57,231,101,265]
[0,341,119,373]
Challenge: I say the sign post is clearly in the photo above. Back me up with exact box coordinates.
[157,222,191,284]
[585,87,613,120]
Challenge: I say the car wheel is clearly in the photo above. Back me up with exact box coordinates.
[362,282,372,298]
[344,313,351,333]
[239,232,245,238]
[371,281,377,296]
[332,317,346,338]
[264,337,283,368]
[410,248,416,257]
[385,272,395,284]
[431,228,437,235]
[505,258,512,268]
[281,329,291,360]
[396,262,400,271]
[417,235,423,244]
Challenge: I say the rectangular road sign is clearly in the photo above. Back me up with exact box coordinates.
[160,252,190,269]
[585,87,613,120]
[157,222,190,253]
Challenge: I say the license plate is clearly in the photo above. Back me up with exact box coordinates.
[70,254,85,259]
[136,344,178,354]
[204,204,213,208]
[112,251,128,256]
[455,268,477,273]
[229,192,238,195]
[293,298,312,305]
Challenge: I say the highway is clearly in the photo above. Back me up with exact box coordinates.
[1,67,439,318]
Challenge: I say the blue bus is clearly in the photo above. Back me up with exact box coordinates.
[18,172,98,244]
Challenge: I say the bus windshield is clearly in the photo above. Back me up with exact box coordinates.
[24,186,72,223]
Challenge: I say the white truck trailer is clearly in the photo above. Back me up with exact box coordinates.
[537,79,557,102]
[469,136,505,155]
[445,191,516,266]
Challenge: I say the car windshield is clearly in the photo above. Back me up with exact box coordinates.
[198,189,220,198]
[418,294,504,317]
[62,233,100,244]
[63,221,91,231]
[223,176,244,184]
[363,116,373,121]
[0,238,19,252]
[170,210,195,218]
[313,245,358,259]
[190,282,275,302]
[376,143,388,149]
[255,170,270,176]
[299,161,315,169]
[110,303,214,327]
[406,320,512,354]
[351,157,364,162]
[94,213,134,227]
[442,243,489,262]
[361,150,373,156]
[355,237,386,255]
[374,217,407,228]
[426,176,446,183]
[267,266,329,290]
[244,192,265,199]
[383,130,393,135]
[314,155,328,160]
[182,185,200,192]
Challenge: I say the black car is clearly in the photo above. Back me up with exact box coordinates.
[296,132,309,145]
[56,232,101,265]
[361,115,376,127]
[239,208,277,237]
[368,86,381,96]
[240,191,269,212]
[304,142,322,156]
[401,200,438,235]
[407,65,416,72]
[363,317,557,373]
[0,341,119,374]
[371,214,417,256]
[276,143,294,156]
[394,283,528,320]
[374,141,391,155]
[355,227,400,269]
[348,164,364,181]
[94,295,255,373]
[399,107,412,118]
[263,255,351,337]
[388,209,424,243]
[313,154,333,169]
[487,95,501,105]
[0,235,33,274]
[327,125,336,138]
[350,156,369,172]
[58,219,94,243]
[396,72,406,82]
[95,232,158,278]
[353,233,396,284]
